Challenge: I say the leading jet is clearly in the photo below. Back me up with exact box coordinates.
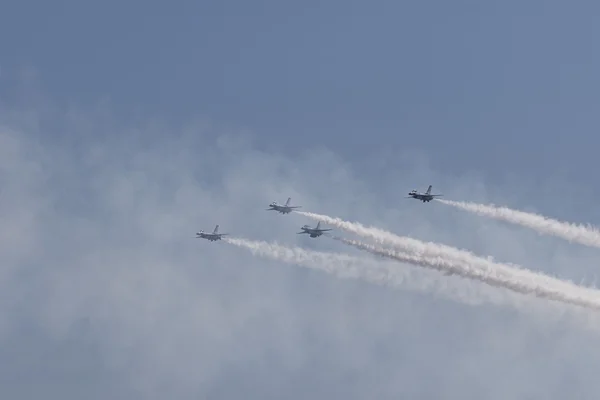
[297,221,332,238]
[406,185,443,203]
[266,197,301,214]
[196,225,229,241]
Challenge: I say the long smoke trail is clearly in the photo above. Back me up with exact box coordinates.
[295,210,589,294]
[224,236,476,302]
[436,198,600,248]
[224,237,600,330]
[222,237,572,313]
[331,236,600,311]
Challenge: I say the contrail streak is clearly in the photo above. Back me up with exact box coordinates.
[224,237,600,329]
[224,237,459,300]
[332,236,600,311]
[295,211,597,295]
[436,198,600,249]
[221,237,563,312]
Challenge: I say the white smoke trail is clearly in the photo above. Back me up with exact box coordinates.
[221,237,541,308]
[223,237,600,329]
[436,198,600,249]
[295,211,600,296]
[225,237,467,302]
[332,236,600,311]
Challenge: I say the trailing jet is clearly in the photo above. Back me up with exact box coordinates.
[196,225,228,241]
[266,197,301,214]
[406,185,443,203]
[297,221,332,238]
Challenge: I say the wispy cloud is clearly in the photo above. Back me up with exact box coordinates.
[3,100,600,399]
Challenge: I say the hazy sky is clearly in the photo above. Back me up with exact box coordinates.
[2,1,600,399]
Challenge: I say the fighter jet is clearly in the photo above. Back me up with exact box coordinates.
[196,225,229,241]
[406,185,443,203]
[297,221,332,238]
[266,197,301,214]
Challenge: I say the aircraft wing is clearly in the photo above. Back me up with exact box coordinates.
[289,206,302,209]
[318,228,333,232]
[431,194,443,197]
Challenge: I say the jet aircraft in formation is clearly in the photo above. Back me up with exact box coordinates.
[406,185,443,203]
[266,197,301,214]
[197,185,442,241]
[297,221,332,238]
[196,225,229,241]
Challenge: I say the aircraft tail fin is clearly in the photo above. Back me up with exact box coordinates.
[285,197,291,206]
[213,225,219,234]
[316,221,321,230]
[426,185,432,195]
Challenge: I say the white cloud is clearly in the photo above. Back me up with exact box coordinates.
[2,100,600,399]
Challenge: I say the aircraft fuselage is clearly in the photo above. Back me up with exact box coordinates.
[408,193,434,202]
[196,233,222,241]
[268,205,293,214]
[267,198,301,214]
[297,224,331,238]
[299,228,324,237]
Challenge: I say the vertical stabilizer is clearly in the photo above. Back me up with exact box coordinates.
[213,225,219,234]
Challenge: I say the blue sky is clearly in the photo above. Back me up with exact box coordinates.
[2,0,599,177]
[2,1,600,398]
